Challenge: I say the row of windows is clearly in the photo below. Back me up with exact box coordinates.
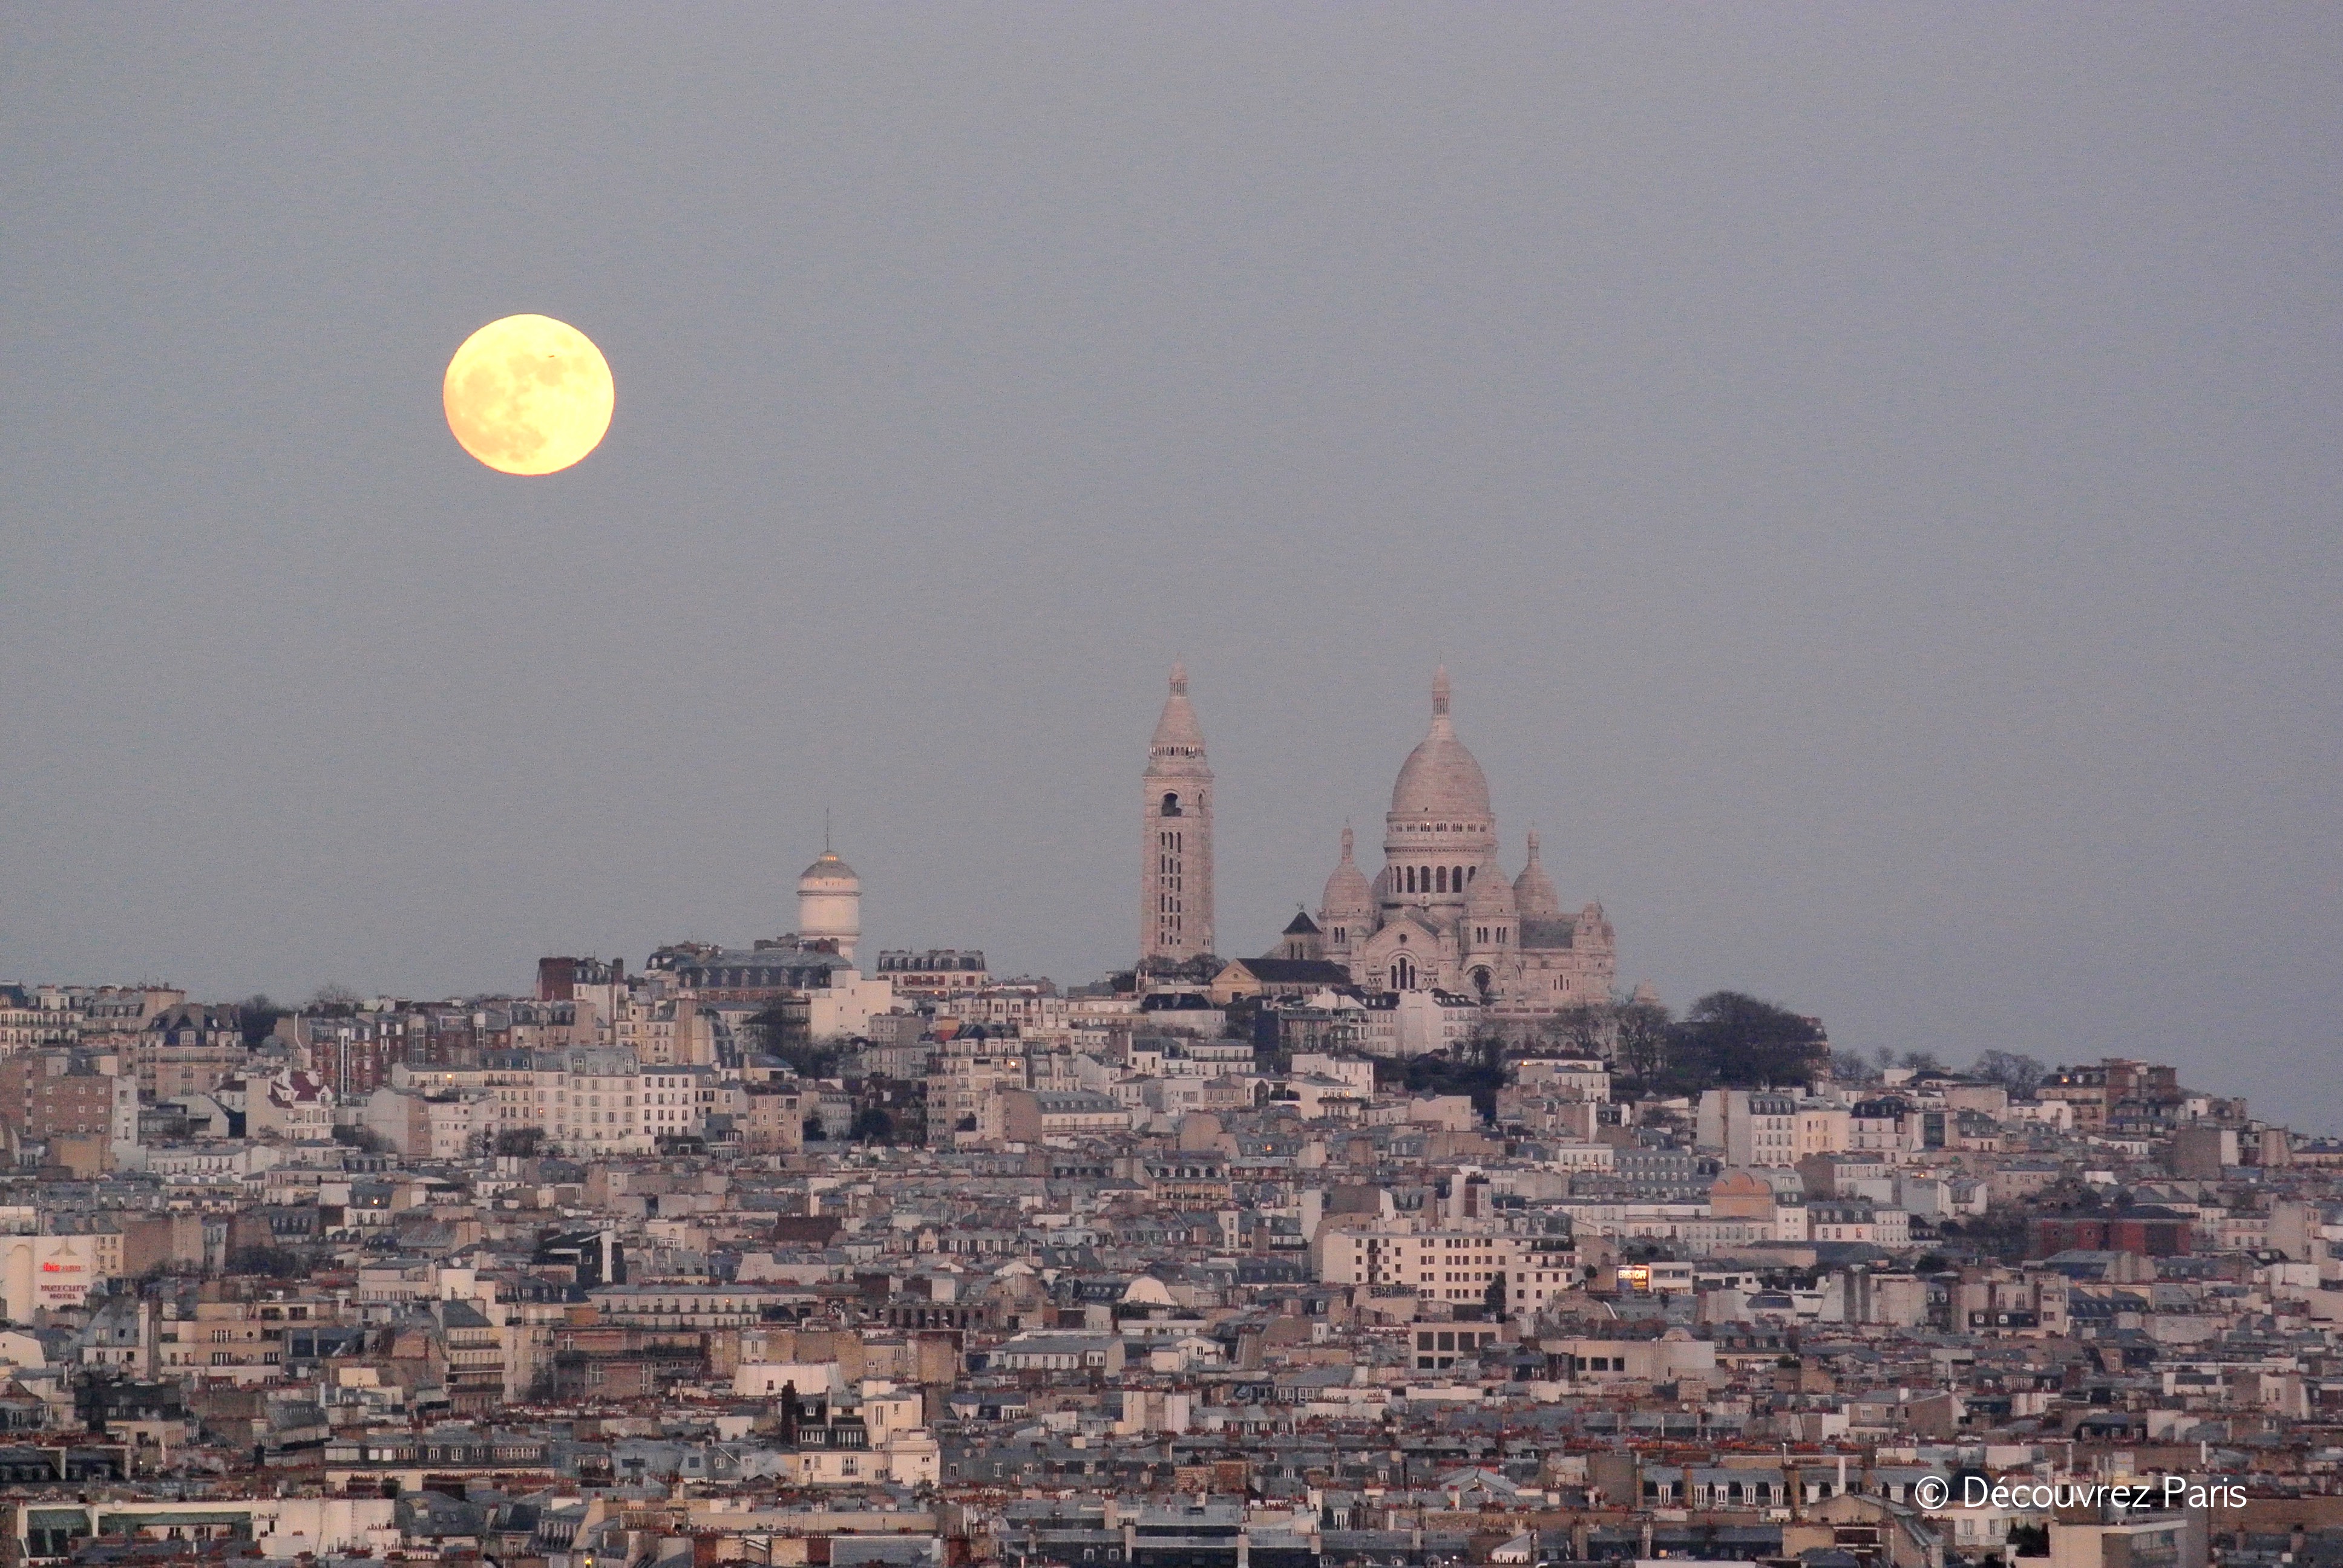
[487,1080,721,1102]
[1401,864,1476,894]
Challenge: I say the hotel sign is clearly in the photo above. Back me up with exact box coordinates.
[36,1240,94,1307]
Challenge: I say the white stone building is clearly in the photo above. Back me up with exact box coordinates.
[1314,1215,1578,1310]
[1314,670,1617,1016]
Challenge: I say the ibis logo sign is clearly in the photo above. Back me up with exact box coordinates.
[35,1241,94,1307]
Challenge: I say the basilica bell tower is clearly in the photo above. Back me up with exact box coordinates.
[1141,663,1214,969]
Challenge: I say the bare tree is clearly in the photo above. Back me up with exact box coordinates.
[1971,1050,2048,1094]
[1611,999,1671,1082]
[1828,1048,1878,1082]
[1544,1002,1611,1060]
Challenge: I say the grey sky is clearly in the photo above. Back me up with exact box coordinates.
[5,8,2338,1129]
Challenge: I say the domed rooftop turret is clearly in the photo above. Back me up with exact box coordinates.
[1320,826,1374,918]
[1389,667,1492,819]
[796,846,862,963]
[1512,829,1561,918]
[799,851,858,886]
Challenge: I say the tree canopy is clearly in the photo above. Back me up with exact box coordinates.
[1374,1033,1507,1122]
[750,1004,844,1077]
[1664,991,1829,1090]
[237,994,289,1047]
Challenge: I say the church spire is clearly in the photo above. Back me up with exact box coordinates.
[1432,665,1450,717]
[1169,660,1188,697]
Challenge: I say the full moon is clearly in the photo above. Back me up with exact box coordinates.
[443,314,614,475]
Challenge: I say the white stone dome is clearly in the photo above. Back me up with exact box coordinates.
[1389,667,1492,820]
[1321,826,1374,917]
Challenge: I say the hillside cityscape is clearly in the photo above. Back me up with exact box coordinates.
[1,668,2338,1568]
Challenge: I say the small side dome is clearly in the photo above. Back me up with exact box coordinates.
[1320,826,1374,918]
[1513,829,1561,918]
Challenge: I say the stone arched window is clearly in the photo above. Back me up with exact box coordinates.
[1434,866,1447,893]
[1161,792,1182,816]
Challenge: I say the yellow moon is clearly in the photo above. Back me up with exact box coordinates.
[443,314,614,475]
